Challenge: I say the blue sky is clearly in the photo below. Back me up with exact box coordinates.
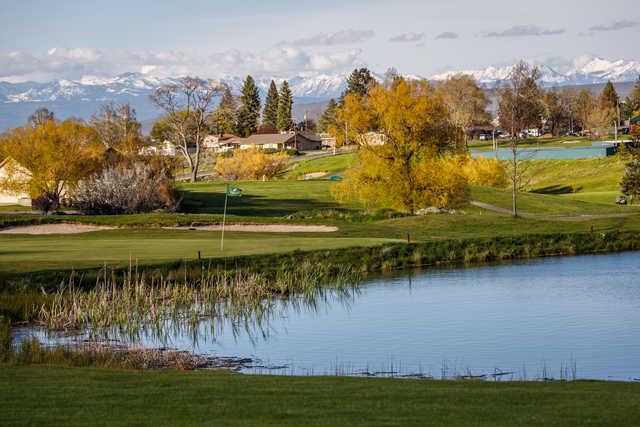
[1,0,639,82]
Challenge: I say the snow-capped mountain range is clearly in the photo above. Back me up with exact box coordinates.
[431,55,640,86]
[0,56,638,131]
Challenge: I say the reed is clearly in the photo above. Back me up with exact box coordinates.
[35,261,360,341]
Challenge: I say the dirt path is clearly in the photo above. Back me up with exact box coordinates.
[0,223,114,235]
[469,200,514,215]
[165,224,338,233]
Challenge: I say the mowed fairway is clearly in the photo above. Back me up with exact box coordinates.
[3,162,640,275]
[0,228,396,273]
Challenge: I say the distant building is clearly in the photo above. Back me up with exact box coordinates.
[139,140,178,157]
[317,132,337,148]
[363,131,386,146]
[0,157,31,206]
[232,132,322,151]
[203,134,237,153]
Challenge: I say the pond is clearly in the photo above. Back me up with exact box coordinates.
[15,252,640,381]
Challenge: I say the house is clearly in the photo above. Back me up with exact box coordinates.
[317,132,337,149]
[203,134,237,153]
[139,140,178,157]
[0,157,31,206]
[363,131,386,146]
[232,132,323,151]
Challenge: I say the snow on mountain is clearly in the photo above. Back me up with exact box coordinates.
[1,55,638,131]
[431,56,640,86]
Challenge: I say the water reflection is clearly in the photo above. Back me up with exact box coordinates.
[15,252,640,381]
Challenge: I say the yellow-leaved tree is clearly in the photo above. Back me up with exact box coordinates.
[331,78,467,213]
[214,148,289,180]
[462,157,508,188]
[0,119,103,208]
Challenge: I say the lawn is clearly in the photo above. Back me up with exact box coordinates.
[284,152,357,179]
[470,186,640,216]
[1,365,639,426]
[3,178,640,275]
[179,180,347,216]
[0,228,397,274]
[469,135,627,151]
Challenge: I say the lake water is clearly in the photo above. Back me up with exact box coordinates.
[16,252,640,380]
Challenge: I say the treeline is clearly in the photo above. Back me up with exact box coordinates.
[318,65,640,140]
[0,105,177,214]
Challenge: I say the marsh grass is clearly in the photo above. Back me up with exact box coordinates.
[35,261,360,341]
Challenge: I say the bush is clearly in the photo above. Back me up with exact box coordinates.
[72,162,179,214]
[214,149,289,180]
[31,192,60,214]
[462,157,508,187]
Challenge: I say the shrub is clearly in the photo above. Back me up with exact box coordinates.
[72,162,179,214]
[462,156,508,187]
[214,149,289,180]
[31,192,60,214]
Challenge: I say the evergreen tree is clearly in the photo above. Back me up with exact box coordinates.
[622,75,640,119]
[262,80,279,130]
[237,76,261,137]
[342,67,376,100]
[277,80,294,131]
[209,85,237,135]
[318,98,338,132]
[621,159,640,204]
[599,80,619,124]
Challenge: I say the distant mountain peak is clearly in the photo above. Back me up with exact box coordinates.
[430,55,640,86]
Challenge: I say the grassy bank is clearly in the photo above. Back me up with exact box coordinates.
[3,229,638,292]
[1,365,639,426]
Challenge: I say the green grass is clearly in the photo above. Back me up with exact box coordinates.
[1,365,639,426]
[469,136,619,151]
[2,179,640,275]
[179,180,348,216]
[0,204,31,211]
[284,152,357,179]
[527,157,627,194]
[0,228,396,274]
[470,186,639,216]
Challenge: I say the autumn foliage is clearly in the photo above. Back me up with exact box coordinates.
[461,157,508,188]
[214,149,289,180]
[330,78,467,212]
[0,119,103,204]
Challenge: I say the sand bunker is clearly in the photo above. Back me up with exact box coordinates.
[0,223,113,235]
[167,224,338,233]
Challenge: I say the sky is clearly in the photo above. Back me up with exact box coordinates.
[1,0,639,82]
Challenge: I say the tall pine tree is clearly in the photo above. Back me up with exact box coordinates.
[209,85,237,135]
[343,68,376,99]
[318,98,338,132]
[599,81,619,111]
[237,75,261,137]
[262,80,279,130]
[277,80,294,131]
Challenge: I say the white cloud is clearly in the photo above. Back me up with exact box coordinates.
[0,46,364,82]
[290,29,375,46]
[589,20,640,32]
[435,32,459,40]
[485,25,565,38]
[389,32,425,43]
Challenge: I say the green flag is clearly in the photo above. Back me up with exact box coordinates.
[227,186,242,197]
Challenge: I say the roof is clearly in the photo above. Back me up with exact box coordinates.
[631,115,640,125]
[231,132,323,146]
